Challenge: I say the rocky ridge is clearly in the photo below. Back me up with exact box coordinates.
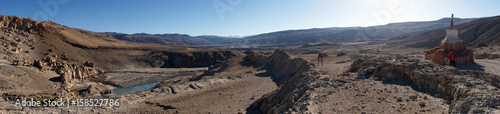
[249,49,330,113]
[262,49,312,84]
[0,15,60,33]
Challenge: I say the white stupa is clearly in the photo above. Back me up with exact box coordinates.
[438,14,467,50]
[425,14,475,64]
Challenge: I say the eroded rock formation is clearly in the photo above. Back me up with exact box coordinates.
[31,54,103,89]
[250,49,327,113]
[56,62,103,89]
[262,49,311,84]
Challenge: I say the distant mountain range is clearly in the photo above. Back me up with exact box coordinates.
[103,32,239,46]
[220,17,476,47]
[101,17,479,47]
[393,15,500,48]
[99,15,500,48]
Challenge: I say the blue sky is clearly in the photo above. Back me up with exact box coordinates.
[1,0,499,36]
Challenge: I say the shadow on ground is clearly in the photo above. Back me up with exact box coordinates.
[456,64,485,71]
[49,77,61,82]
[246,107,263,114]
[255,72,281,86]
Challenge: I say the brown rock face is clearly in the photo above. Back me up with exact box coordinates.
[31,55,103,89]
[56,62,103,89]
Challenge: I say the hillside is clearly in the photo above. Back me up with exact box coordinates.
[104,32,211,45]
[222,18,475,47]
[0,14,238,96]
[393,15,500,48]
[197,35,239,44]
[104,32,238,45]
[0,15,238,70]
[0,14,244,113]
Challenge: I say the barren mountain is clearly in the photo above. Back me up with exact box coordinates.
[104,32,238,46]
[104,32,211,45]
[0,15,237,70]
[196,35,239,44]
[222,17,475,46]
[394,15,500,48]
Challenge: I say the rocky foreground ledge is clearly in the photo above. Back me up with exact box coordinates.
[347,55,500,113]
[250,51,500,113]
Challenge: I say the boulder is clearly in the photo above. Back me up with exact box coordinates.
[79,84,112,97]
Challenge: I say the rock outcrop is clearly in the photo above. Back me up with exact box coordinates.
[261,49,311,84]
[250,49,328,113]
[347,55,500,113]
[31,54,103,89]
[79,84,112,97]
[0,14,59,33]
[56,62,103,89]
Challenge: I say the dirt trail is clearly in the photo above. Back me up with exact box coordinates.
[476,59,500,75]
[145,73,278,114]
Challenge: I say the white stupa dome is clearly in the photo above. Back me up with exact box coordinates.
[441,27,463,43]
[441,14,464,44]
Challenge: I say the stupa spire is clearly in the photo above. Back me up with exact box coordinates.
[450,14,454,27]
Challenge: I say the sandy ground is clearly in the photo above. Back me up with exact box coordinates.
[0,65,60,95]
[317,76,449,113]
